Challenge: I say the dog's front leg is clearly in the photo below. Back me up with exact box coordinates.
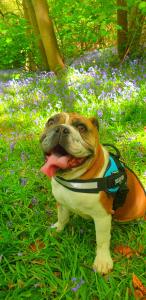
[53,203,70,232]
[93,214,113,274]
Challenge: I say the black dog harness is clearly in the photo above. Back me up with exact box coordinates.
[55,144,129,210]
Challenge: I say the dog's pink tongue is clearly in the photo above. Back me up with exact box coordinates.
[41,154,70,177]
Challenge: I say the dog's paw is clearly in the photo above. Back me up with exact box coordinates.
[93,253,113,274]
[50,222,64,232]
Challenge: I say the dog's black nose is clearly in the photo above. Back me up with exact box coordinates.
[62,127,69,135]
[55,126,70,135]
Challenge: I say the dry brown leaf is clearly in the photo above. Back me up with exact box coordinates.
[132,274,146,299]
[8,282,15,289]
[114,245,135,258]
[29,239,46,252]
[31,259,45,265]
[53,271,61,278]
[28,204,33,209]
[132,274,145,293]
[134,289,144,300]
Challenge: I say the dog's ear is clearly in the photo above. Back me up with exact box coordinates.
[89,117,99,130]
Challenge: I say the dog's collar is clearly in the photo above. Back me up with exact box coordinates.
[55,155,126,193]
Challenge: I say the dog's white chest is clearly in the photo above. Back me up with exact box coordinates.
[51,178,107,218]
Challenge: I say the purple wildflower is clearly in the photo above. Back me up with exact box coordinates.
[31,197,38,206]
[127,136,135,141]
[97,110,103,118]
[71,284,81,292]
[10,143,15,151]
[21,152,26,161]
[20,178,27,186]
[45,209,53,216]
[71,277,77,282]
[71,278,85,292]
[88,67,94,72]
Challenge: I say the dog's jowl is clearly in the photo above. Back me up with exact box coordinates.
[40,112,146,274]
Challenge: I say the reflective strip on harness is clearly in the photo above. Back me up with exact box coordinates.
[55,154,127,196]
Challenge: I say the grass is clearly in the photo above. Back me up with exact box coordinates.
[0,49,146,299]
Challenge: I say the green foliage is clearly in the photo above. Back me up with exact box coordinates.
[139,1,146,15]
[48,0,117,58]
[0,13,40,69]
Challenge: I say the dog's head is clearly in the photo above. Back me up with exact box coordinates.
[40,112,99,179]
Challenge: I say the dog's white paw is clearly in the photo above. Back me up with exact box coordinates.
[50,222,64,232]
[93,253,113,274]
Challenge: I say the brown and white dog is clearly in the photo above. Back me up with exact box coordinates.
[40,112,146,274]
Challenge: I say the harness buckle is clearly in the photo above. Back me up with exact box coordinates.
[106,171,125,191]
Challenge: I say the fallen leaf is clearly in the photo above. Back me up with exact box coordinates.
[53,271,61,278]
[28,204,33,209]
[114,245,135,258]
[31,259,45,265]
[8,282,15,289]
[132,274,146,295]
[29,240,46,252]
[134,289,144,300]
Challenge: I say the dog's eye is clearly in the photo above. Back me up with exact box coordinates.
[77,124,87,133]
[47,118,55,126]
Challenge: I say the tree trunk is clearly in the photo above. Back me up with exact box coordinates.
[23,0,49,70]
[32,0,65,74]
[117,0,128,60]
[127,6,145,57]
[22,0,37,70]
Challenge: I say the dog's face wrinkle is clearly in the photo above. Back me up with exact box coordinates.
[42,122,94,158]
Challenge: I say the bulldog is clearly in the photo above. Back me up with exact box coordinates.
[40,112,146,274]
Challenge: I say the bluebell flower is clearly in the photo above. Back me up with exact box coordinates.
[71,277,77,282]
[71,278,85,292]
[10,143,15,151]
[31,197,38,206]
[97,110,103,118]
[20,178,27,186]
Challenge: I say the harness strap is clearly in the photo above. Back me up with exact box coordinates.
[55,168,126,194]
[107,154,129,210]
[55,144,129,210]
[103,143,121,158]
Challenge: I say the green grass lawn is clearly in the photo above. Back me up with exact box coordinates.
[0,50,146,299]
